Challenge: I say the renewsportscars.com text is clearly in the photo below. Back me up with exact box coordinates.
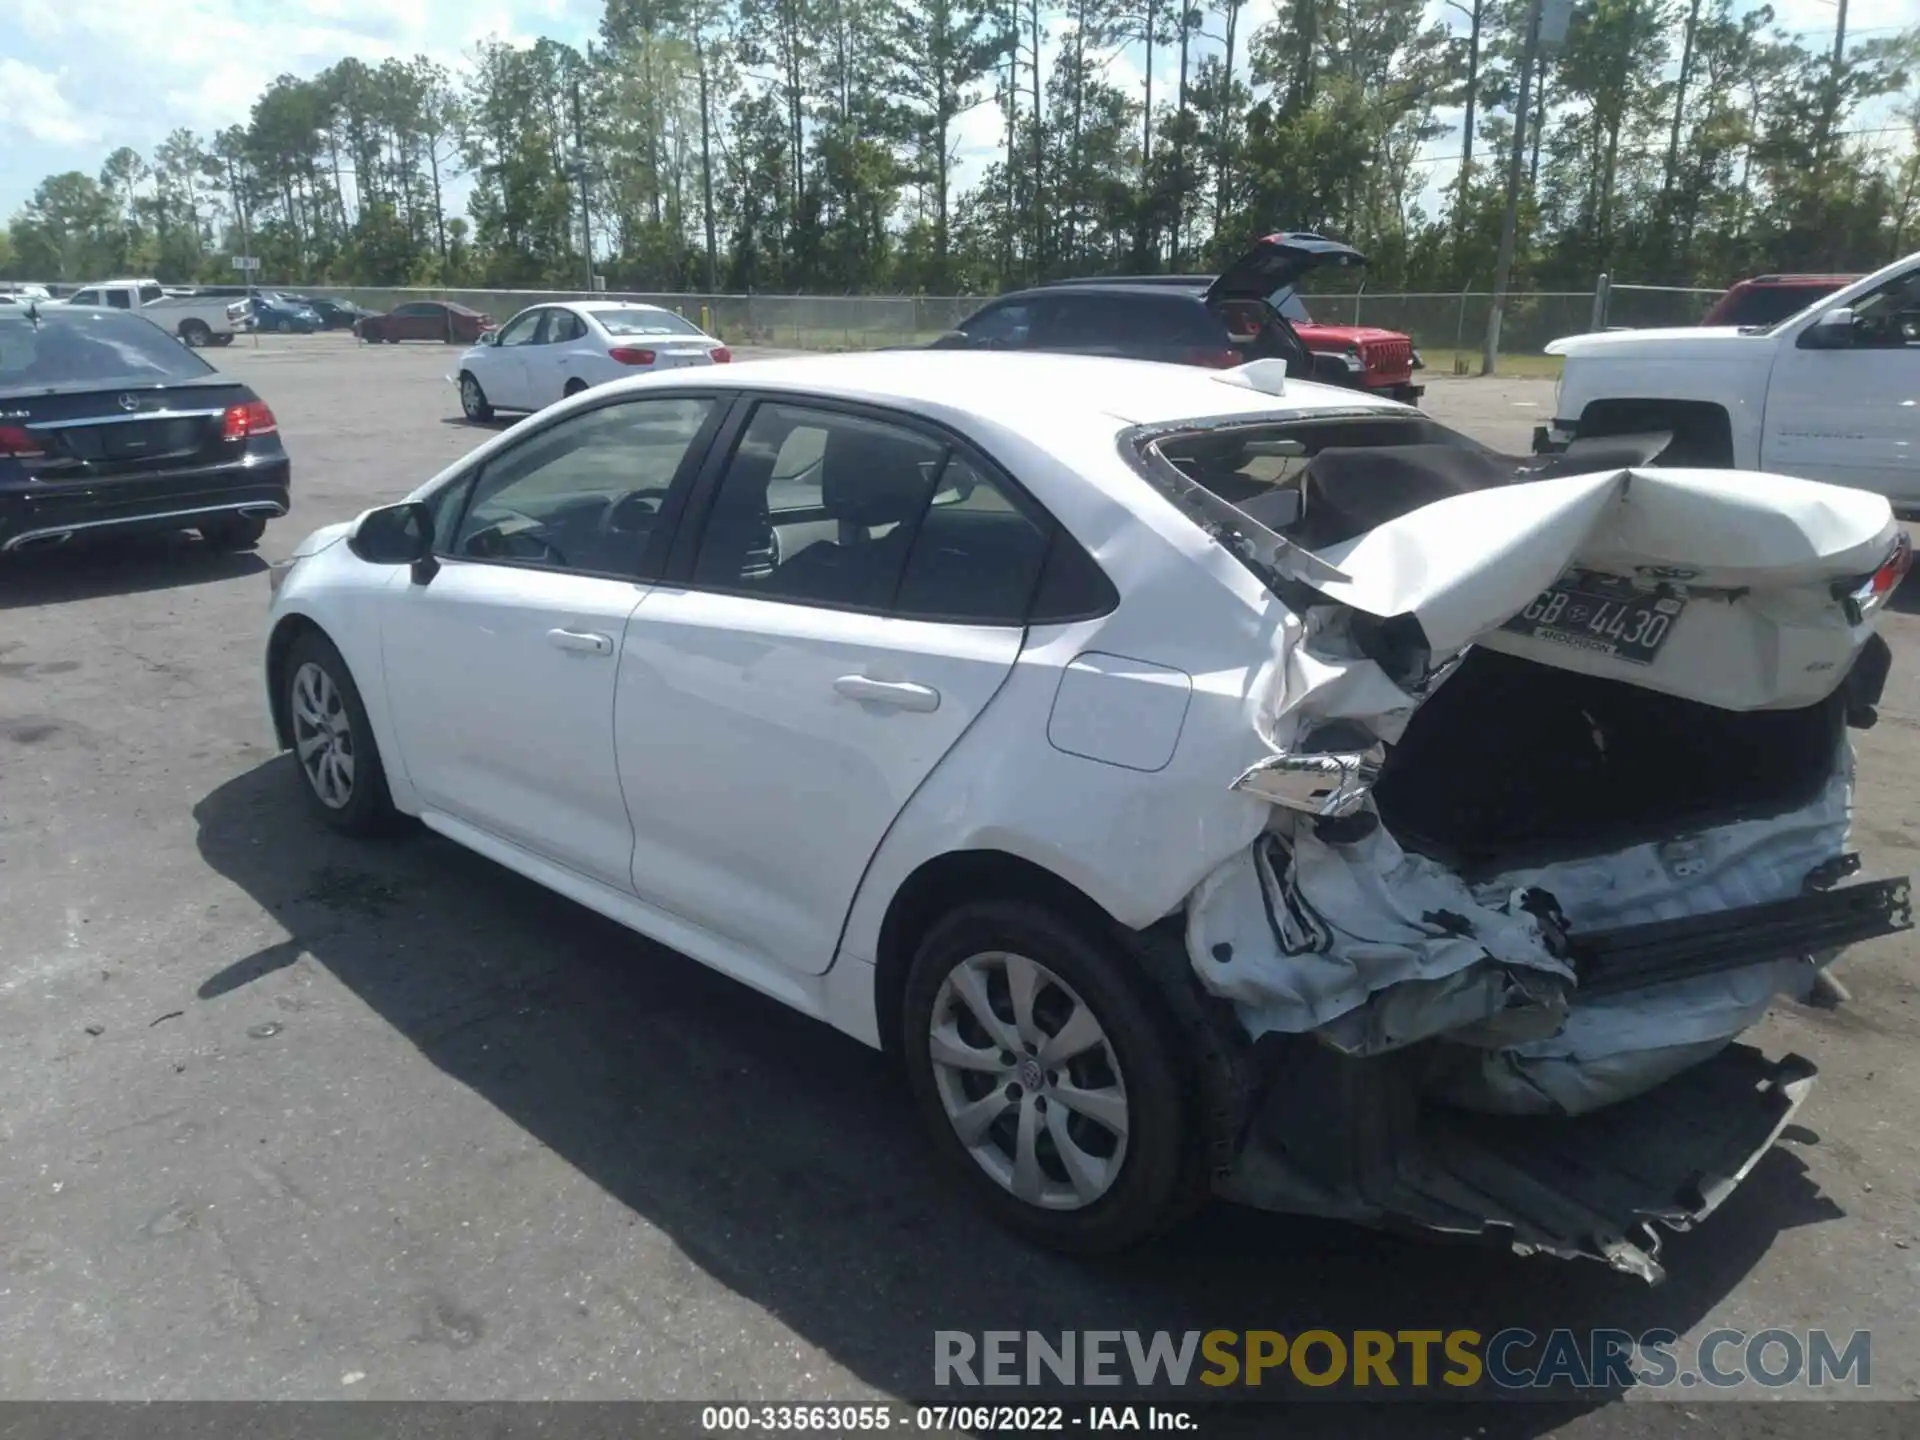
[933,1328,1872,1392]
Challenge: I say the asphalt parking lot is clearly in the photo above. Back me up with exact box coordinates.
[2,334,1917,1426]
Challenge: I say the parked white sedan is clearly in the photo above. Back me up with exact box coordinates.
[453,299,729,420]
[265,351,1909,1272]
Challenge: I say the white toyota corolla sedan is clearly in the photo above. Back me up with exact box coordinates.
[265,350,1909,1273]
[453,299,729,420]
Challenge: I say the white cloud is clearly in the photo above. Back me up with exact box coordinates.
[0,60,99,148]
[0,0,592,215]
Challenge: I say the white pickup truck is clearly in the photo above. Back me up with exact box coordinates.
[1539,249,1920,510]
[63,279,254,348]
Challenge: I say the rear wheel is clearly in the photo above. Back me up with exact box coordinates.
[563,378,589,398]
[459,372,494,422]
[178,319,211,347]
[273,317,292,334]
[283,631,401,836]
[200,516,267,551]
[902,900,1203,1254]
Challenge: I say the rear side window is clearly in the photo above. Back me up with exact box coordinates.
[0,310,215,387]
[893,456,1051,624]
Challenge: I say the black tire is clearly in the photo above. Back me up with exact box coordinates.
[199,515,267,550]
[459,371,494,422]
[901,900,1204,1255]
[563,379,588,398]
[283,630,402,837]
[179,319,211,347]
[273,317,292,334]
[211,333,235,347]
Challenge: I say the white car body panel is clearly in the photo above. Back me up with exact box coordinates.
[267,351,1900,1129]
[1548,249,1920,504]
[615,589,1027,978]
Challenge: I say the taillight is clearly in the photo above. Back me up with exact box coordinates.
[0,424,44,457]
[1843,531,1913,621]
[221,400,278,440]
[609,347,657,365]
[709,346,732,364]
[1189,348,1241,369]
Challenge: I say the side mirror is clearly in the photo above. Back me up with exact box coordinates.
[349,500,438,583]
[1798,307,1856,350]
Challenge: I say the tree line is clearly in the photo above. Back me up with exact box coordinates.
[4,0,1918,298]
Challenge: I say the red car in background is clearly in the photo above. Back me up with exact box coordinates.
[1699,273,1860,328]
[1271,286,1423,404]
[355,301,495,344]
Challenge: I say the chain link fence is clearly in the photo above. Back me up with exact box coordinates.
[295,279,1727,367]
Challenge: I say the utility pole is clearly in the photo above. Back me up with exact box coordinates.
[1481,0,1543,376]
[572,76,594,293]
[1820,0,1850,181]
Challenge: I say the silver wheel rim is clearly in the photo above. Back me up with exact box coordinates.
[462,376,483,415]
[291,661,355,810]
[928,952,1130,1211]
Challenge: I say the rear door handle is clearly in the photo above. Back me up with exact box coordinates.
[548,628,613,655]
[833,675,941,712]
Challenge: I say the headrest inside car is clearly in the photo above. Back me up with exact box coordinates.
[822,426,940,528]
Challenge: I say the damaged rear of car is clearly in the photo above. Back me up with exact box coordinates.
[1132,413,1912,1282]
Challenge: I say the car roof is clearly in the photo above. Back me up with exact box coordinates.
[606,350,1401,429]
[997,282,1208,302]
[1731,274,1859,287]
[563,299,682,314]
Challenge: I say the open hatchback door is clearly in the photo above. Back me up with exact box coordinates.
[1141,420,1914,1280]
[1203,231,1366,306]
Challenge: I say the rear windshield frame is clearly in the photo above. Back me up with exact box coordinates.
[593,308,707,338]
[0,307,217,391]
[1120,409,1497,597]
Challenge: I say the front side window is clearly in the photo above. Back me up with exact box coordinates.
[691,403,945,610]
[494,309,543,347]
[393,303,434,319]
[1847,272,1920,349]
[448,397,716,577]
[955,301,1034,347]
[69,290,100,306]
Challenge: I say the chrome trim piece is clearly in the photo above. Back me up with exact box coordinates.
[29,407,225,431]
[2,499,287,551]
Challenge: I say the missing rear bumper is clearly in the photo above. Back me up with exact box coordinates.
[1220,1039,1817,1284]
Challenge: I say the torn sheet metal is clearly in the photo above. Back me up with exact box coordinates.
[1186,820,1572,1045]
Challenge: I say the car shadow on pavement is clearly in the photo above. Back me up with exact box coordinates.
[192,757,1844,1435]
[439,414,519,432]
[0,535,265,610]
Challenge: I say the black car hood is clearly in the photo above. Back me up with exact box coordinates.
[1206,232,1365,304]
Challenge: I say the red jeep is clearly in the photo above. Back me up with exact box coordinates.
[1699,274,1860,329]
[1272,286,1423,405]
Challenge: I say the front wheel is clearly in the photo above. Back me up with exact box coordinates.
[283,631,401,836]
[459,371,494,421]
[902,901,1203,1254]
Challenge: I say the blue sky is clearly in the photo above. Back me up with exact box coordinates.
[0,0,1910,239]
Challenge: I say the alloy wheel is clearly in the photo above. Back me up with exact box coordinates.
[461,375,484,417]
[927,951,1131,1211]
[291,661,355,810]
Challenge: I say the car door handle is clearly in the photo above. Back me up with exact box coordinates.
[547,628,613,655]
[833,675,941,712]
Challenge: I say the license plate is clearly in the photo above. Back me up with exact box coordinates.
[1501,569,1685,666]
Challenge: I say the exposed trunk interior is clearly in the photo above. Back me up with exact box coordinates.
[1372,646,1847,871]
